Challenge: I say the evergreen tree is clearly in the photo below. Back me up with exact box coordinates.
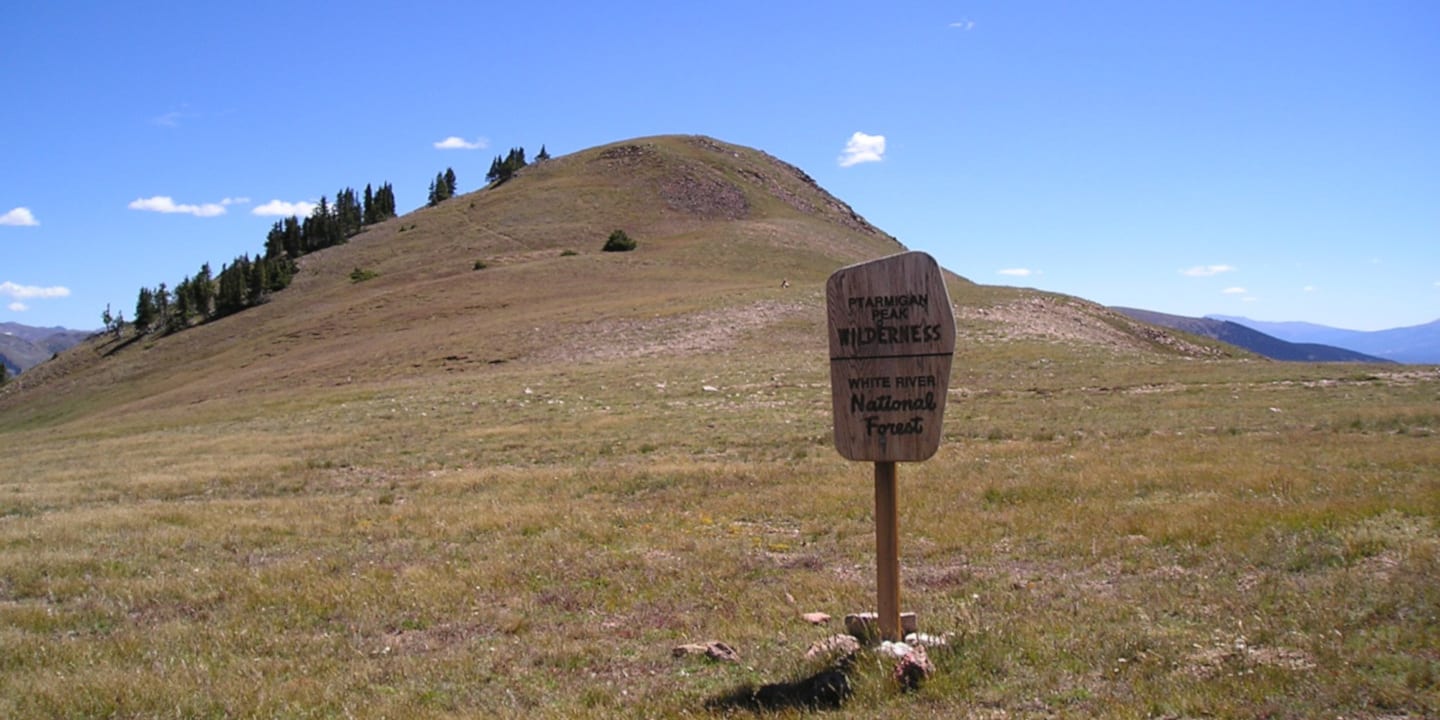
[266,256,294,292]
[172,277,193,331]
[301,196,339,252]
[363,183,376,225]
[155,283,171,330]
[247,257,269,304]
[427,170,456,206]
[0,360,8,386]
[335,187,362,238]
[284,216,303,258]
[191,263,215,320]
[603,229,637,252]
[535,144,551,162]
[215,258,248,317]
[487,147,527,185]
[375,182,396,219]
[134,286,156,333]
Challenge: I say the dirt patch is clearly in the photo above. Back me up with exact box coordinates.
[659,170,749,220]
[532,300,812,364]
[685,135,891,240]
[368,622,483,656]
[956,296,1227,358]
[1186,636,1316,677]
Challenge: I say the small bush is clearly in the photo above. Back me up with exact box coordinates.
[473,260,488,270]
[602,229,636,252]
[349,267,379,283]
[560,249,578,257]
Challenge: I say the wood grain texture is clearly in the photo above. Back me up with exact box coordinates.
[826,252,956,462]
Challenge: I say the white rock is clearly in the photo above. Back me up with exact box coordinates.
[878,640,913,659]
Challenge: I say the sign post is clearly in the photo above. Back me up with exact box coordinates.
[826,251,956,641]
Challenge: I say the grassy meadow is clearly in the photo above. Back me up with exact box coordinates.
[2,335,1437,718]
[1,136,1436,717]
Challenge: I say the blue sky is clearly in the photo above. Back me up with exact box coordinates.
[3,1,1436,332]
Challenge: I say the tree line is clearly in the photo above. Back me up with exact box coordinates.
[125,181,398,336]
[487,145,547,185]
[114,143,550,340]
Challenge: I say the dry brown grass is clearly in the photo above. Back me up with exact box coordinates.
[4,341,1436,718]
[2,135,1436,718]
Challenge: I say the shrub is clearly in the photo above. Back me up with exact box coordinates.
[560,249,579,257]
[349,267,379,283]
[473,259,488,270]
[602,229,636,252]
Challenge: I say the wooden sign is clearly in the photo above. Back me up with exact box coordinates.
[827,252,956,462]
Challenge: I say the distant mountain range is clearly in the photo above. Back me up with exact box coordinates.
[0,322,93,376]
[1112,309,1396,363]
[1208,316,1440,364]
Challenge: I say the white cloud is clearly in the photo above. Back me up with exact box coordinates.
[221,197,250,206]
[1181,264,1236,277]
[0,281,71,300]
[8,302,28,312]
[129,196,226,217]
[998,268,1035,277]
[1222,287,1247,295]
[1303,285,1317,293]
[252,199,317,217]
[152,103,197,128]
[839,132,886,167]
[1,207,39,226]
[434,136,488,150]
[949,19,976,30]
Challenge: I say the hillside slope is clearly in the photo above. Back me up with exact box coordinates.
[1,135,1240,429]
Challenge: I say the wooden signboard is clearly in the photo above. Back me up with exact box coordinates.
[826,251,956,643]
[827,251,956,462]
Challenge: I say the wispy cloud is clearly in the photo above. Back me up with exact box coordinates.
[0,207,39,227]
[252,199,317,217]
[0,281,71,300]
[949,19,976,30]
[1304,285,1317,293]
[1181,264,1236,277]
[221,197,250,206]
[7,302,27,312]
[998,268,1037,277]
[129,196,227,217]
[151,104,199,128]
[839,132,886,167]
[1222,287,1248,295]
[434,136,488,150]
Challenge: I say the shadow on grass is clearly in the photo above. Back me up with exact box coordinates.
[99,333,144,357]
[705,657,854,713]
